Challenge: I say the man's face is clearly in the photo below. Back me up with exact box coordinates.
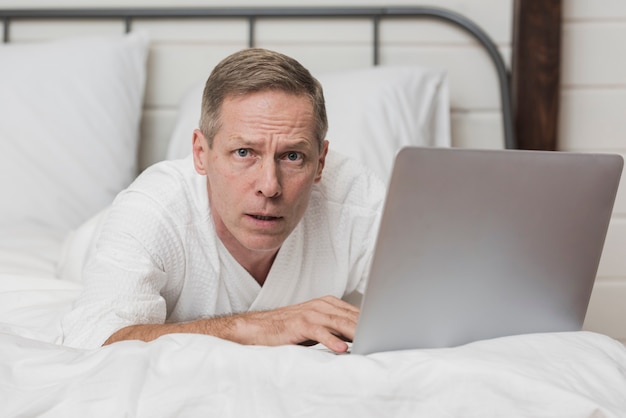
[193,90,328,258]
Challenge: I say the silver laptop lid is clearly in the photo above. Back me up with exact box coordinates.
[352,147,623,355]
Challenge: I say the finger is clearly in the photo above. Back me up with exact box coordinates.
[319,295,360,314]
[326,337,350,353]
[310,309,358,344]
[329,313,358,342]
[309,298,360,339]
[310,324,351,353]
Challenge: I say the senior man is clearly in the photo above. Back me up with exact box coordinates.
[62,48,385,353]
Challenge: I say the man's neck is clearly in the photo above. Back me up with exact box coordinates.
[235,249,278,287]
[217,232,278,286]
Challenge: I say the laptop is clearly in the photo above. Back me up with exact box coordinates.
[349,146,623,355]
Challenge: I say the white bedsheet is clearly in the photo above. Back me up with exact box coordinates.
[0,274,80,343]
[1,330,625,417]
[1,272,626,417]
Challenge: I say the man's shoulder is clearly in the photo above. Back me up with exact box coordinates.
[115,156,207,218]
[315,149,386,211]
[134,156,195,183]
[126,157,198,196]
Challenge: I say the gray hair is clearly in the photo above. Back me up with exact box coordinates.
[199,48,328,151]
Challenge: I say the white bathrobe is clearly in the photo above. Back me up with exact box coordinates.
[62,150,385,348]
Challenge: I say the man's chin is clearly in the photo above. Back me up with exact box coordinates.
[240,235,286,253]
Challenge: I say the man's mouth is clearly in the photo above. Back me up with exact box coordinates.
[250,214,281,221]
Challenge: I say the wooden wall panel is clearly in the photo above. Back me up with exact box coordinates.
[512,0,562,150]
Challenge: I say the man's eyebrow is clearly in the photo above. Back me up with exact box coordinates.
[225,136,260,147]
[281,138,315,150]
[227,136,315,150]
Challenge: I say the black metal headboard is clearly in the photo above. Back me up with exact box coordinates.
[0,6,515,149]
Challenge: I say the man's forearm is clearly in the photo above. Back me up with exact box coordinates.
[103,296,359,352]
[103,315,244,346]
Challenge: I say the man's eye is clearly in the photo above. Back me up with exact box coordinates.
[285,152,302,161]
[236,148,249,157]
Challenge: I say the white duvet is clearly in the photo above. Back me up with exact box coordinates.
[1,270,626,417]
[3,183,624,417]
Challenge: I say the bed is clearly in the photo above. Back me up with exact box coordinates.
[1,5,626,417]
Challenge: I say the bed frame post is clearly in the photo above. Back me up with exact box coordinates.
[248,16,256,47]
[2,17,8,43]
[512,0,562,151]
[372,15,380,66]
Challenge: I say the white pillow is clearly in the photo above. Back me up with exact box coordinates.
[0,32,149,234]
[166,65,450,182]
[56,207,109,283]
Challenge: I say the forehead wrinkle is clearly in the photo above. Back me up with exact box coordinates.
[220,91,317,149]
[239,108,313,133]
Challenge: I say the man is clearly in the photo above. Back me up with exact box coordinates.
[61,48,385,353]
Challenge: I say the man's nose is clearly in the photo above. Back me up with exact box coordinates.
[256,159,282,198]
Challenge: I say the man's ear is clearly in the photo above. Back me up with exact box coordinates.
[192,129,209,175]
[314,140,329,184]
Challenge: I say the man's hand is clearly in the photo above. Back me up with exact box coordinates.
[104,295,359,353]
[232,295,358,352]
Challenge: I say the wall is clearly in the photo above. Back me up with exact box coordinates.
[560,0,626,343]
